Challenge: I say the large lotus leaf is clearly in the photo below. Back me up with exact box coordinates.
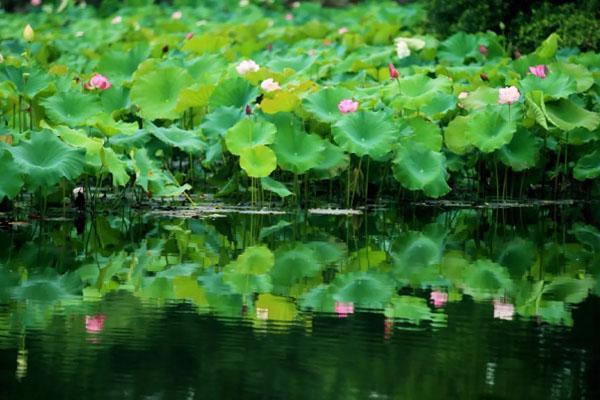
[332,110,396,159]
[100,147,130,187]
[261,176,293,198]
[224,119,277,156]
[10,131,85,190]
[298,284,336,312]
[444,115,472,155]
[100,87,131,114]
[537,301,573,326]
[393,75,452,110]
[383,295,436,324]
[303,87,353,123]
[462,259,512,301]
[223,272,272,295]
[437,32,480,64]
[392,231,443,270]
[544,99,600,132]
[259,220,292,240]
[399,117,442,151]
[271,243,323,288]
[574,150,600,181]
[53,125,103,168]
[0,65,50,98]
[551,62,594,93]
[498,128,542,171]
[130,66,193,120]
[525,91,549,130]
[200,106,244,138]
[420,93,457,119]
[0,149,24,200]
[331,271,395,309]
[392,142,450,198]
[209,78,258,109]
[227,246,274,275]
[42,91,101,126]
[519,71,577,100]
[273,129,325,174]
[569,224,600,252]
[495,238,537,278]
[306,241,346,265]
[149,124,205,154]
[133,148,189,196]
[535,33,559,59]
[542,276,594,304]
[97,44,149,83]
[461,86,499,110]
[239,145,277,178]
[175,84,214,112]
[465,106,517,152]
[185,54,227,84]
[267,55,315,73]
[260,91,300,114]
[312,140,349,179]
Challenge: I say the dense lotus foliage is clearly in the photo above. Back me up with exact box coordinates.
[0,1,599,208]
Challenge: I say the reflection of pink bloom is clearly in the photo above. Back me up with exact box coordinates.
[498,86,520,105]
[493,300,514,321]
[528,65,547,79]
[85,315,106,333]
[335,301,354,318]
[256,307,269,320]
[384,319,394,341]
[430,291,448,308]
[89,73,112,90]
[338,99,359,114]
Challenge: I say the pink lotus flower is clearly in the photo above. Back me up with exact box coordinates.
[185,32,194,40]
[85,315,106,333]
[430,291,448,308]
[236,59,260,75]
[529,65,547,79]
[498,86,520,105]
[285,13,293,21]
[338,27,348,35]
[260,78,281,92]
[172,10,183,20]
[493,300,515,321]
[88,73,112,90]
[388,63,399,79]
[479,44,488,56]
[335,301,354,318]
[338,99,359,114]
[31,0,42,6]
[111,15,122,25]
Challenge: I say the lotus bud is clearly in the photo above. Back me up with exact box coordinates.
[245,104,252,115]
[266,43,273,52]
[480,73,489,81]
[513,50,522,59]
[162,44,169,54]
[388,63,399,79]
[185,32,193,40]
[479,44,488,56]
[23,24,34,42]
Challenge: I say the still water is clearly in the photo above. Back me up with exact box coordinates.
[0,205,598,399]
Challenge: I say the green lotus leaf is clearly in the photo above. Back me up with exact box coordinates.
[495,238,537,278]
[53,125,103,168]
[444,115,472,155]
[392,142,450,198]
[438,32,480,64]
[298,284,336,312]
[519,71,577,100]
[311,140,349,179]
[259,220,292,240]
[239,145,277,178]
[10,131,85,190]
[393,75,452,110]
[497,128,542,172]
[420,93,457,119]
[391,230,445,286]
[461,86,500,110]
[306,241,346,264]
[544,99,600,132]
[551,62,594,93]
[332,110,396,159]
[100,87,131,114]
[0,65,50,98]
[224,119,277,156]
[133,148,188,196]
[570,224,600,252]
[201,106,245,138]
[271,243,323,289]
[525,91,549,130]
[462,259,512,301]
[574,150,600,181]
[13,270,81,302]
[273,129,325,174]
[149,123,205,155]
[0,149,24,200]
[41,91,101,126]
[542,276,594,304]
[303,87,353,123]
[208,78,258,109]
[399,117,442,151]
[535,33,559,59]
[331,271,395,309]
[100,147,130,187]
[97,44,149,83]
[185,54,227,84]
[267,55,315,73]
[537,301,572,326]
[109,130,151,151]
[261,176,293,198]
[383,295,437,324]
[130,66,193,120]
[465,106,517,153]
